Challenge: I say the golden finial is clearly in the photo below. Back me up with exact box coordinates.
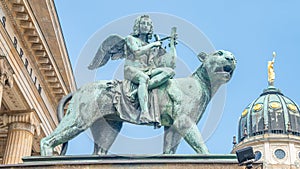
[268,52,276,86]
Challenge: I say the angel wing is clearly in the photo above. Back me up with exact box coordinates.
[88,34,125,70]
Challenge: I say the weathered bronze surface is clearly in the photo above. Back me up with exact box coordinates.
[40,15,236,156]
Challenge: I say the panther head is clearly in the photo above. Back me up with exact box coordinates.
[198,50,236,84]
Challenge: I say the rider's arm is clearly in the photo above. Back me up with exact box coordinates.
[125,35,161,56]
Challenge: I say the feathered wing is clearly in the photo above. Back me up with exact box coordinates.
[88,34,125,70]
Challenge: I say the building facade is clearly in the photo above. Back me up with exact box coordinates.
[0,0,75,164]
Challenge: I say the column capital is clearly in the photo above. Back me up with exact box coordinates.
[1,109,41,135]
[0,55,14,88]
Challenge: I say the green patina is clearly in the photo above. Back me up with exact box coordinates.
[40,15,236,156]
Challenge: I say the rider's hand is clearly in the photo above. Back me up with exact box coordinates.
[152,41,162,47]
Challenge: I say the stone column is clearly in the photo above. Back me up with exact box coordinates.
[0,55,14,109]
[1,110,40,164]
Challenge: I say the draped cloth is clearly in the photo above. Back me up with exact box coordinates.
[110,80,161,126]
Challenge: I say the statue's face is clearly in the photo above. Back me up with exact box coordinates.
[139,17,152,35]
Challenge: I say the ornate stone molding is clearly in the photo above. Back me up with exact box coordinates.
[9,122,35,134]
[0,55,13,89]
[1,109,40,136]
[0,56,14,110]
[0,0,73,106]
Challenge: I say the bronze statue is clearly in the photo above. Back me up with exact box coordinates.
[88,15,176,124]
[40,15,236,156]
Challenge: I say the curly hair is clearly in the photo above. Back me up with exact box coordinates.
[132,15,153,40]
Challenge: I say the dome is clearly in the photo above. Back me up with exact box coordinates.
[238,86,300,142]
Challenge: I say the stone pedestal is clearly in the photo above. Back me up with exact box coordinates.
[0,154,263,169]
[1,111,40,164]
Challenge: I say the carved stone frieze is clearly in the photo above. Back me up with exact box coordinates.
[0,56,13,88]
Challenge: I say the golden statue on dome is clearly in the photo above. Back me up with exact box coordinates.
[268,52,276,86]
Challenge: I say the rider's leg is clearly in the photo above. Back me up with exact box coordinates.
[125,66,150,114]
[137,73,149,114]
[149,67,175,90]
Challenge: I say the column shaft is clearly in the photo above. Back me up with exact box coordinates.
[2,123,34,164]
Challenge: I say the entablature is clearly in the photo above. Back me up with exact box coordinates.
[0,0,75,106]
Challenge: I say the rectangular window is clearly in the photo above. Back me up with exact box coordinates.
[24,59,28,69]
[13,37,17,48]
[1,16,6,27]
[19,48,23,58]
[38,84,42,94]
[29,68,32,77]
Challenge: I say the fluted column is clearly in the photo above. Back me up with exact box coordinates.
[1,110,40,164]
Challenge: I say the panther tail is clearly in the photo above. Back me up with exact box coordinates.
[57,92,73,155]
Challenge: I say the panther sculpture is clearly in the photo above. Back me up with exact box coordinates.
[40,50,236,156]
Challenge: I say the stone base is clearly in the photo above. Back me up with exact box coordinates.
[0,154,262,169]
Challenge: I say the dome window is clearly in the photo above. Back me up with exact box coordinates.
[287,104,298,113]
[253,103,263,112]
[269,102,281,109]
[274,149,286,159]
[242,109,248,117]
[255,151,262,161]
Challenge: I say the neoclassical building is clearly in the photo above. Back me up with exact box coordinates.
[0,0,75,164]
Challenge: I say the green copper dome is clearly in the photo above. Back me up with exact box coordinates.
[238,86,300,142]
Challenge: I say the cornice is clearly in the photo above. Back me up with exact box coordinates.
[0,0,71,104]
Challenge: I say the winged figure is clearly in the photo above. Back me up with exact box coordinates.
[88,34,126,70]
[88,15,177,123]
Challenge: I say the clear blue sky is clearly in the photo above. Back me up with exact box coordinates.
[54,0,300,155]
